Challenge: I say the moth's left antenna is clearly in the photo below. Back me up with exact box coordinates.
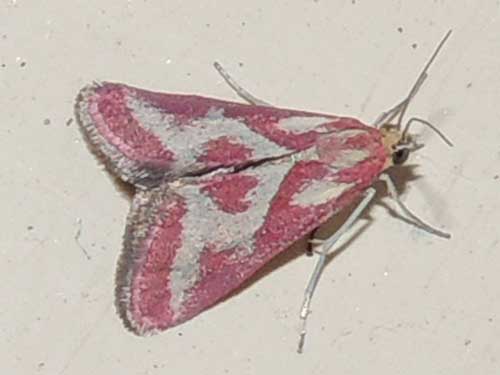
[395,29,452,128]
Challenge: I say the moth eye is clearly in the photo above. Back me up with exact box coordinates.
[392,148,410,165]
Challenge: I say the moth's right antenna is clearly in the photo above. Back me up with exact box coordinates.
[375,30,452,129]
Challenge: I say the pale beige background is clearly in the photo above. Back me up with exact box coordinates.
[1,0,499,374]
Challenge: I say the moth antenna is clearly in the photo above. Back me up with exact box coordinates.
[402,117,453,147]
[381,30,452,129]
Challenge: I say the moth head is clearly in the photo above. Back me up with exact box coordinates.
[380,124,412,167]
[380,119,451,169]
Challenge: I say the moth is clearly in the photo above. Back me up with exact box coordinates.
[75,31,452,350]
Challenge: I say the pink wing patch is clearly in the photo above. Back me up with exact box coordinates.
[201,174,259,214]
[198,136,253,166]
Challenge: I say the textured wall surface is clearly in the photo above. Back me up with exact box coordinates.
[1,1,499,374]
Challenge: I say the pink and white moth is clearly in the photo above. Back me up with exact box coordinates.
[75,31,452,350]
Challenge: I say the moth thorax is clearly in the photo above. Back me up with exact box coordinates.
[315,129,374,167]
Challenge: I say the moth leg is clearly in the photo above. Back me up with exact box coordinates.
[379,174,450,238]
[402,117,454,147]
[297,188,377,353]
[213,62,273,106]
